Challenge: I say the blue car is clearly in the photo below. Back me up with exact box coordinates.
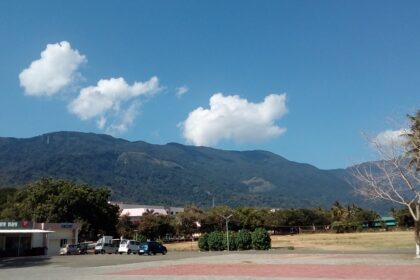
[138,241,167,255]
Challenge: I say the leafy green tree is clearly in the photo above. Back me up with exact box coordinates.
[137,211,174,240]
[0,187,17,213]
[391,207,415,228]
[174,206,203,237]
[116,214,136,239]
[0,178,119,240]
[330,203,379,233]
[236,207,269,230]
[201,206,239,232]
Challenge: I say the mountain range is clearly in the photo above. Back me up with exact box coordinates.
[0,131,373,209]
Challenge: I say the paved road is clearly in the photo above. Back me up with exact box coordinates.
[1,249,419,280]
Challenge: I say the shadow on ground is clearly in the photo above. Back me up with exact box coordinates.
[0,256,51,268]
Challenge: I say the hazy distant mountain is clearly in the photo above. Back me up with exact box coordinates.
[0,131,364,208]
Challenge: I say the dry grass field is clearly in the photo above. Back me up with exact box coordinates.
[270,230,414,251]
[164,230,415,252]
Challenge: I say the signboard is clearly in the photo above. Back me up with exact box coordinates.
[0,220,33,229]
[60,223,73,228]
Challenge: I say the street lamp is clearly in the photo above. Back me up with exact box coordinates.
[221,214,233,253]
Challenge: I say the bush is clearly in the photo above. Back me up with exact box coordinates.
[226,231,237,251]
[207,231,226,251]
[198,233,209,251]
[251,228,271,250]
[236,229,252,250]
[136,234,147,242]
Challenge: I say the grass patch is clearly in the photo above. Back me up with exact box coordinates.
[164,230,415,252]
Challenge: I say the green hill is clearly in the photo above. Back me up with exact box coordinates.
[0,131,358,208]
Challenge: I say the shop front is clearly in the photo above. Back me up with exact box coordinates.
[0,221,53,257]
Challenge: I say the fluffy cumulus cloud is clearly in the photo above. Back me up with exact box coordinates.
[373,129,408,148]
[176,85,189,98]
[19,41,86,96]
[181,93,288,146]
[68,76,160,134]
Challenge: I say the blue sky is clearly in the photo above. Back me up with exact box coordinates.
[0,0,419,169]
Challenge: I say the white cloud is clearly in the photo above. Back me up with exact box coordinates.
[19,41,86,96]
[68,76,160,134]
[373,129,408,148]
[68,76,159,120]
[176,85,189,98]
[181,93,288,146]
[106,102,139,135]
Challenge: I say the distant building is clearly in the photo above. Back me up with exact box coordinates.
[116,203,184,222]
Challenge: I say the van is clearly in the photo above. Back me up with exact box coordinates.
[118,239,140,254]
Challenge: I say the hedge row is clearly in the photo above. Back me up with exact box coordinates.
[198,228,271,251]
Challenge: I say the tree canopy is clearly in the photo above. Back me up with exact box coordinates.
[0,178,119,240]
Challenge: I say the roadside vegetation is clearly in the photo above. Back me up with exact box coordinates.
[0,179,414,247]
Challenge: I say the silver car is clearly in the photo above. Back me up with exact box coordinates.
[60,244,80,255]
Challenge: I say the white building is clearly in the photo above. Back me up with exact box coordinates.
[117,203,184,222]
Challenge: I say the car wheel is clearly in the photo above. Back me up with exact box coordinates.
[162,250,167,255]
[101,250,105,254]
[147,251,151,255]
[127,249,131,254]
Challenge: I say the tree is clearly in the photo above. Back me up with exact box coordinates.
[0,178,119,240]
[406,111,420,170]
[353,113,420,256]
[137,211,174,240]
[116,214,136,239]
[174,206,203,238]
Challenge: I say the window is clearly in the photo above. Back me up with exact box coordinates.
[60,239,68,247]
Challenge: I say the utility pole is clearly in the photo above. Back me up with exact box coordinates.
[206,191,215,208]
[222,214,233,253]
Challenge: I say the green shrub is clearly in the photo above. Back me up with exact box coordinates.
[136,234,147,243]
[226,231,237,251]
[236,229,252,250]
[207,231,226,251]
[198,233,209,251]
[251,228,271,250]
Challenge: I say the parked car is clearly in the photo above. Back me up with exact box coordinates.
[118,239,140,254]
[60,244,80,255]
[138,241,167,255]
[77,242,90,254]
[94,242,118,254]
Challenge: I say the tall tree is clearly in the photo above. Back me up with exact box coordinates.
[0,178,119,240]
[353,112,420,257]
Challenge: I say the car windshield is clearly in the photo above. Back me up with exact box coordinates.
[120,240,128,245]
[139,243,148,248]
